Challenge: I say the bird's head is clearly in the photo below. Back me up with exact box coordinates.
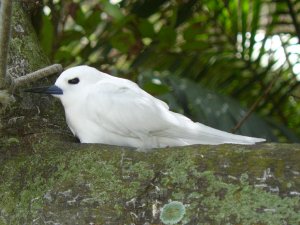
[25,65,107,103]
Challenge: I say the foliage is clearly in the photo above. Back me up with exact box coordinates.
[32,0,300,141]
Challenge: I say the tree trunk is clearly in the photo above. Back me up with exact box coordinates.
[8,1,49,81]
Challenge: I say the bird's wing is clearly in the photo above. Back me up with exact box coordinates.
[85,77,265,147]
[85,78,175,139]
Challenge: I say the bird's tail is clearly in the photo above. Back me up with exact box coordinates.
[158,112,265,146]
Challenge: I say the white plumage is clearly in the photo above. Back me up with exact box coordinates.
[40,66,266,149]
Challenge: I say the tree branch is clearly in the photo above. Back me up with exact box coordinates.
[11,64,63,90]
[0,0,13,89]
[231,73,279,133]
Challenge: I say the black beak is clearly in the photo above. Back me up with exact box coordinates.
[24,85,63,95]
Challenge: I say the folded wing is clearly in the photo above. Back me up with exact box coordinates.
[86,77,265,148]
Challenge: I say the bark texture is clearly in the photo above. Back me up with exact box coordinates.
[7,1,49,81]
[0,134,300,225]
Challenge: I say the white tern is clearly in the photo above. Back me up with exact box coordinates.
[26,65,265,149]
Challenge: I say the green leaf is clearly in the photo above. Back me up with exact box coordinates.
[175,0,199,27]
[60,30,85,46]
[54,49,73,64]
[138,19,155,38]
[75,6,86,27]
[85,11,102,34]
[157,26,177,48]
[110,31,135,53]
[228,0,239,37]
[103,2,124,21]
[249,0,261,58]
[183,24,206,41]
[240,0,249,59]
[40,14,54,55]
[143,81,170,95]
[131,0,168,18]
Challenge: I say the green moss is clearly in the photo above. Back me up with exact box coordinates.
[10,2,49,73]
[0,138,300,224]
[153,149,300,225]
[198,172,300,225]
[0,137,157,224]
[6,137,20,145]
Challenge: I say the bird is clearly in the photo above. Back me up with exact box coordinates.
[26,65,265,150]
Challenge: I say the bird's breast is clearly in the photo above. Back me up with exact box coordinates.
[64,107,144,147]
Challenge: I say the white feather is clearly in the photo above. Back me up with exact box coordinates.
[53,65,265,149]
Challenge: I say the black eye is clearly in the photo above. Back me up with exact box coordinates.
[68,78,80,84]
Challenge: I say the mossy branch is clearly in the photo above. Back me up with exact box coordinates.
[0,0,13,89]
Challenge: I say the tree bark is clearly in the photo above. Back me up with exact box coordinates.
[7,1,49,81]
[0,134,300,224]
